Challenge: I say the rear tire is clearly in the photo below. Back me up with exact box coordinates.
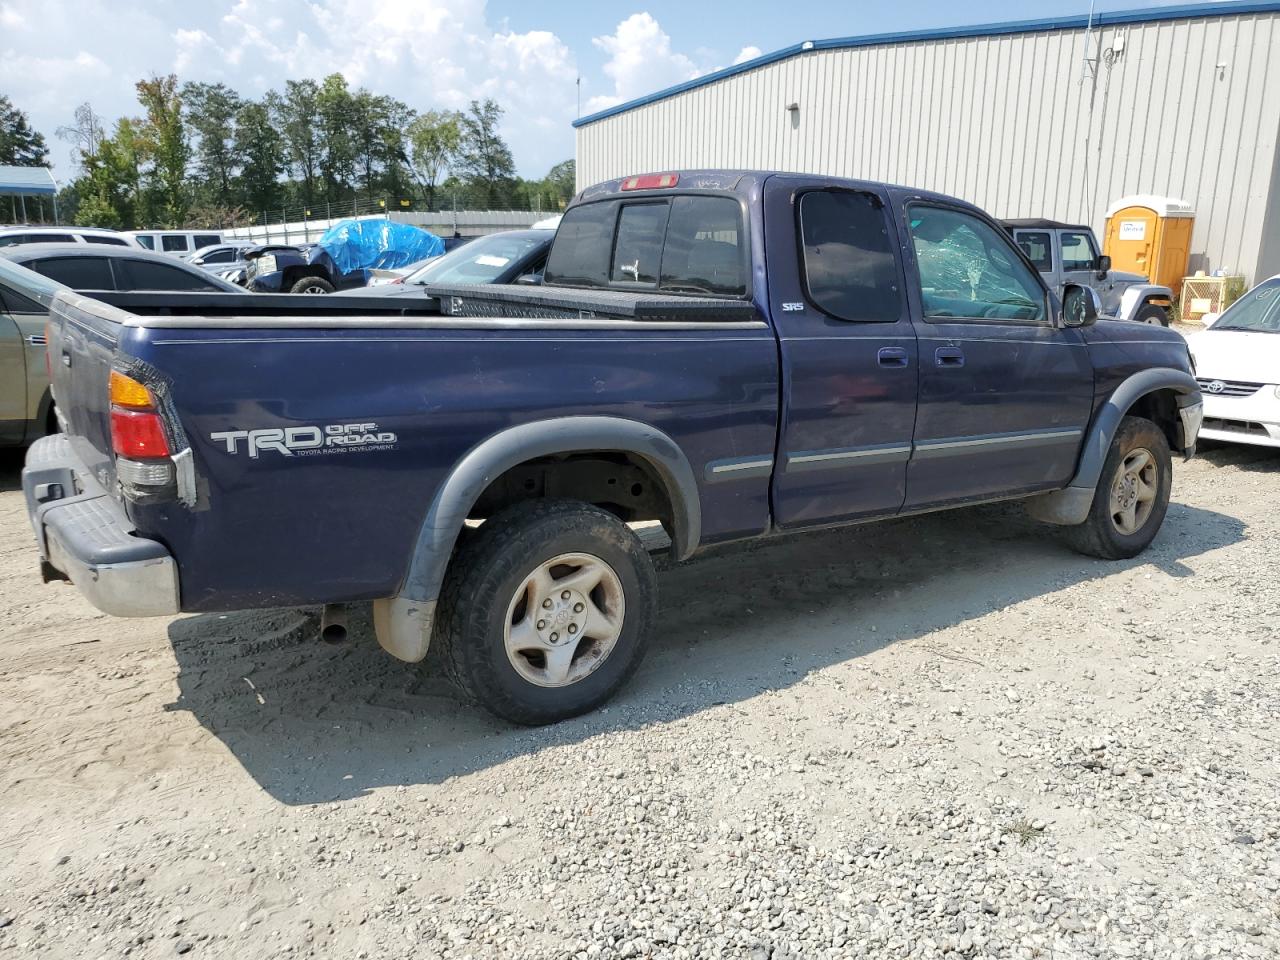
[1134,303,1170,326]
[289,276,334,294]
[434,500,658,725]
[1064,415,1172,560]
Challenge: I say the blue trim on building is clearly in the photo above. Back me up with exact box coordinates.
[572,0,1280,128]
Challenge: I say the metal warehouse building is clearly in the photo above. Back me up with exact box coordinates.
[574,1,1280,284]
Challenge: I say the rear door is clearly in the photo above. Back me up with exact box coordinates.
[766,176,919,527]
[898,199,1094,509]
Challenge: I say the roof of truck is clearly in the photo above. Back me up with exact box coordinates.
[1001,218,1093,233]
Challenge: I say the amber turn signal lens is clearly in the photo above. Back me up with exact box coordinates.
[109,370,154,409]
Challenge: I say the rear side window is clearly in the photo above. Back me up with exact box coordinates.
[611,203,668,283]
[798,191,901,323]
[0,286,46,314]
[30,256,115,290]
[84,234,128,246]
[544,202,615,287]
[116,258,219,291]
[0,233,75,246]
[161,235,189,253]
[194,234,221,248]
[134,235,155,250]
[1013,231,1052,272]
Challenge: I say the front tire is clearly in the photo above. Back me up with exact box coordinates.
[1065,415,1172,560]
[434,500,658,725]
[1134,303,1170,326]
[289,276,334,294]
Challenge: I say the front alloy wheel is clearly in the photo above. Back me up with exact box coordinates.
[1108,447,1158,535]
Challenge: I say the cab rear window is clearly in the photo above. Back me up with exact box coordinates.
[545,194,746,297]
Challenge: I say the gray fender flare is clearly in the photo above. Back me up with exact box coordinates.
[1027,367,1200,526]
[1117,284,1173,322]
[373,416,701,663]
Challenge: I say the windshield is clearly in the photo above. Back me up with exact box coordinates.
[0,254,69,308]
[406,232,547,285]
[1214,277,1280,333]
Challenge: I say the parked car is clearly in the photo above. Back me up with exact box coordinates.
[1,245,242,293]
[248,221,443,294]
[0,257,63,446]
[0,225,139,249]
[340,229,553,297]
[127,230,225,257]
[1003,219,1174,325]
[22,170,1202,724]
[189,242,256,274]
[1185,273,1280,448]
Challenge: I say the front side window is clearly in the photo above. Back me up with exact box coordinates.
[0,233,75,246]
[798,190,901,323]
[161,235,189,253]
[30,256,115,290]
[1060,231,1097,272]
[200,248,235,264]
[611,202,669,284]
[84,234,128,246]
[117,258,218,291]
[908,205,1046,323]
[1014,231,1053,272]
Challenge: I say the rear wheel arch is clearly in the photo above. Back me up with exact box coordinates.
[400,417,701,608]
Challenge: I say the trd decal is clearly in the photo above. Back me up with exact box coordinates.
[210,422,398,458]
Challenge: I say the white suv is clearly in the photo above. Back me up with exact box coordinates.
[1186,274,1280,448]
[0,226,139,248]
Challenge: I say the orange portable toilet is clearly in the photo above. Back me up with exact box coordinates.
[1103,196,1195,292]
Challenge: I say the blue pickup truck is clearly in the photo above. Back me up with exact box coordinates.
[23,170,1203,724]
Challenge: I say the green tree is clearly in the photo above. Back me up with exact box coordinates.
[349,90,413,200]
[316,74,356,203]
[268,79,321,206]
[408,109,461,208]
[182,81,243,206]
[75,117,144,229]
[545,160,576,204]
[135,75,189,227]
[0,94,49,166]
[234,101,282,214]
[456,99,515,208]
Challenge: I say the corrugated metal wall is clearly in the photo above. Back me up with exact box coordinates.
[576,10,1280,283]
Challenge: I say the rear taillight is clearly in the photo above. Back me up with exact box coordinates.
[109,371,171,460]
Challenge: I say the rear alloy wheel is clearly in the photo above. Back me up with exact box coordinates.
[1065,415,1172,560]
[435,500,657,725]
[1134,303,1170,326]
[289,276,334,294]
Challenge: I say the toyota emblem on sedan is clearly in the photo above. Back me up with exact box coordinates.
[1206,380,1226,394]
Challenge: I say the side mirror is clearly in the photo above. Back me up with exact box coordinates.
[515,273,543,285]
[1062,283,1100,328]
[1095,254,1111,280]
[191,257,205,265]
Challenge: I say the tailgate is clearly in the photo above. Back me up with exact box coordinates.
[47,291,134,495]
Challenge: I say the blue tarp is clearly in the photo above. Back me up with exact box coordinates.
[312,219,444,275]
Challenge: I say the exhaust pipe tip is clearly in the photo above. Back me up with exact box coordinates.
[320,603,348,644]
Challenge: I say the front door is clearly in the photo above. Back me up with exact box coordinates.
[898,200,1094,509]
[0,294,27,443]
[765,177,919,528]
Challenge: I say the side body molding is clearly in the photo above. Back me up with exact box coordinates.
[1028,367,1201,526]
[373,416,703,663]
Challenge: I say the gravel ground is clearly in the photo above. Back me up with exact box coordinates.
[0,441,1277,960]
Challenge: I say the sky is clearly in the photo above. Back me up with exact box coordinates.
[0,0,1229,179]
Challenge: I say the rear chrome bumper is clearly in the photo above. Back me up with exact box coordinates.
[22,434,179,617]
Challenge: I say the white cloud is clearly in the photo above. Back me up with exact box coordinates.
[733,45,763,65]
[586,13,700,113]
[0,2,738,178]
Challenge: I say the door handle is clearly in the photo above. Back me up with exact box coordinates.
[934,346,965,368]
[877,347,909,368]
